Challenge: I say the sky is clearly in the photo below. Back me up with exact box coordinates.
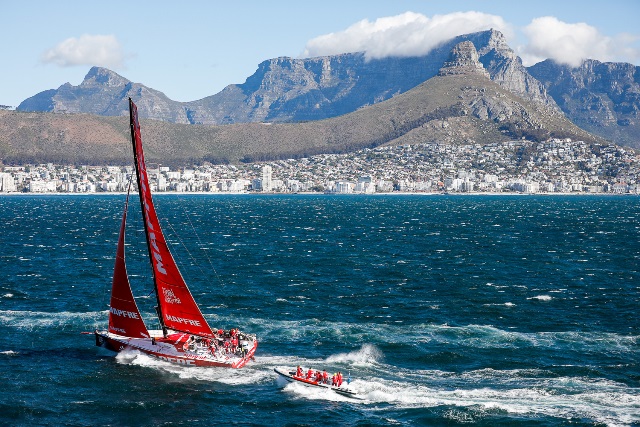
[2,0,639,108]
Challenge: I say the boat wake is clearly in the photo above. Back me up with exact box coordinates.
[114,348,265,385]
[325,344,383,366]
[2,305,638,424]
[261,346,639,425]
[348,376,639,426]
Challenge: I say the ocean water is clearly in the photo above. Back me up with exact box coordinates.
[1,194,638,426]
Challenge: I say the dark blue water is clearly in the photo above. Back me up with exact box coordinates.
[1,194,638,426]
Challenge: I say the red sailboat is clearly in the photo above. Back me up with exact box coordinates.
[94,98,257,368]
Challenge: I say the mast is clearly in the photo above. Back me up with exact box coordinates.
[129,98,167,336]
[127,98,215,339]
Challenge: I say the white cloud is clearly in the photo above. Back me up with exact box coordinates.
[521,16,640,67]
[302,11,513,60]
[41,34,125,68]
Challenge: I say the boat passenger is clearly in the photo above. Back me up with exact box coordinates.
[337,372,343,387]
[322,370,328,384]
[296,366,303,377]
[315,371,323,383]
[331,373,337,386]
[306,368,314,379]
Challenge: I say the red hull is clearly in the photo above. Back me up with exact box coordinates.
[96,330,257,368]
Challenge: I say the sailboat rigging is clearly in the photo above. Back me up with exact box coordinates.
[94,98,257,368]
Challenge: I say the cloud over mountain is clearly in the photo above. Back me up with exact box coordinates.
[302,11,640,67]
[41,34,126,68]
[302,11,513,60]
[521,16,640,67]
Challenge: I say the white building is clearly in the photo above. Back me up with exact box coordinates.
[157,174,168,191]
[335,181,354,193]
[0,173,16,192]
[29,180,57,193]
[262,165,273,192]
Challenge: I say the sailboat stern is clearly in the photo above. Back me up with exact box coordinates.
[94,330,121,352]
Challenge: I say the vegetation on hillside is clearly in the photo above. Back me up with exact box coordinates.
[0,72,609,166]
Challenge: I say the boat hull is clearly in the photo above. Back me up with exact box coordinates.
[96,330,257,368]
[274,367,359,398]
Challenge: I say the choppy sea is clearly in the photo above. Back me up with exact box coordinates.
[0,194,638,426]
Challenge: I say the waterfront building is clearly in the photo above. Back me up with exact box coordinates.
[262,165,273,192]
[335,181,354,193]
[0,173,16,192]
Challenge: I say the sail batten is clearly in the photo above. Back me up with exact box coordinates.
[128,98,214,338]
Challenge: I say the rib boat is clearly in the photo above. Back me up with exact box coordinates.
[274,367,359,398]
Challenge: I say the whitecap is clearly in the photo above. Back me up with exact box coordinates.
[325,344,383,365]
[529,295,553,301]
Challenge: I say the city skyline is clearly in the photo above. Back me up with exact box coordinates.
[2,138,638,195]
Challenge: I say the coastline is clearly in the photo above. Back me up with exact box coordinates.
[0,191,635,197]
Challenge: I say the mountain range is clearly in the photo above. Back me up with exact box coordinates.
[2,29,638,165]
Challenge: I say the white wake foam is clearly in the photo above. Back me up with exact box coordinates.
[325,344,383,365]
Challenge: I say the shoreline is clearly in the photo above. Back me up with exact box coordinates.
[0,191,636,197]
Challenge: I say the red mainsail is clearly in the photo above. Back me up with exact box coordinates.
[108,189,149,338]
[129,98,215,338]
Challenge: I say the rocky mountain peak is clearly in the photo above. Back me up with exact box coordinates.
[81,67,130,88]
[477,29,512,56]
[439,41,490,78]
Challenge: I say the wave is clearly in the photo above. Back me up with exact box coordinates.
[1,310,638,356]
[529,295,553,301]
[259,318,640,355]
[268,347,640,425]
[325,344,383,365]
[350,378,639,426]
[100,343,640,425]
[0,309,106,331]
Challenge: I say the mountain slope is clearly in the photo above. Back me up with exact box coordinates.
[1,42,605,166]
[528,59,640,149]
[17,30,556,125]
[17,67,191,123]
